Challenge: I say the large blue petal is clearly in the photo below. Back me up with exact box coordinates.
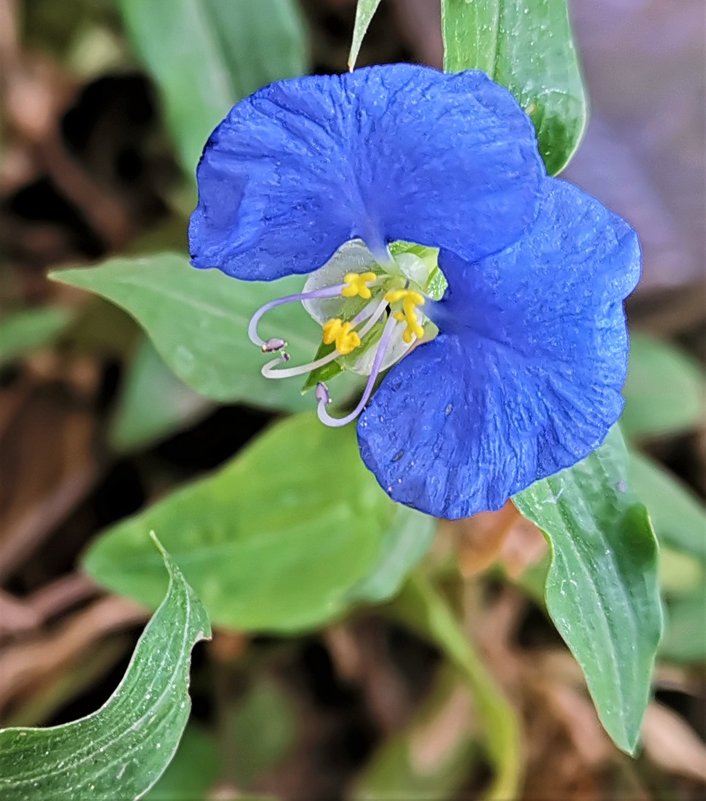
[189,64,544,281]
[357,179,640,519]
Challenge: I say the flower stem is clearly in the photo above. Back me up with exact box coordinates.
[387,573,523,801]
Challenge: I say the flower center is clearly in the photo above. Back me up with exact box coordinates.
[247,239,445,427]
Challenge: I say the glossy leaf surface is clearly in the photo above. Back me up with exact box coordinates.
[109,338,213,452]
[442,0,586,174]
[514,427,662,753]
[0,538,210,801]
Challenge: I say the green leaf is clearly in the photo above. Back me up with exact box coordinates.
[622,331,705,439]
[51,252,359,412]
[110,338,213,452]
[117,0,308,173]
[0,307,73,367]
[0,535,211,801]
[441,0,587,174]
[629,449,706,562]
[83,414,435,633]
[660,590,706,664]
[514,427,663,754]
[348,0,383,69]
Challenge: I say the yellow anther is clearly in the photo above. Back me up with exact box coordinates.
[384,289,424,306]
[322,318,361,356]
[322,318,343,345]
[384,289,425,344]
[341,271,377,299]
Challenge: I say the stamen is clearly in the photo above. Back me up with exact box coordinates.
[317,312,398,428]
[315,382,331,405]
[352,296,389,335]
[249,248,438,426]
[261,337,287,353]
[322,318,361,355]
[248,284,345,348]
[341,271,377,299]
[384,289,424,306]
[262,348,340,380]
[262,296,390,380]
[384,288,425,344]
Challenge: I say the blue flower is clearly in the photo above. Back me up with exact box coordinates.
[189,64,640,519]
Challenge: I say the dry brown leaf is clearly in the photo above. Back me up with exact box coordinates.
[26,572,100,622]
[209,630,249,664]
[642,702,706,783]
[326,619,411,733]
[0,574,98,642]
[409,684,473,774]
[544,683,613,767]
[499,511,548,580]
[455,502,520,578]
[0,386,100,580]
[0,589,41,636]
[0,594,146,716]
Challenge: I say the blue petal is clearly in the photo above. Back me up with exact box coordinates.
[357,179,640,519]
[189,64,544,281]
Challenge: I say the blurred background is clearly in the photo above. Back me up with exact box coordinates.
[0,0,704,799]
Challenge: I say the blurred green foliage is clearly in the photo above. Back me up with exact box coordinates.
[117,0,308,172]
[623,331,705,439]
[83,414,435,632]
[0,308,73,367]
